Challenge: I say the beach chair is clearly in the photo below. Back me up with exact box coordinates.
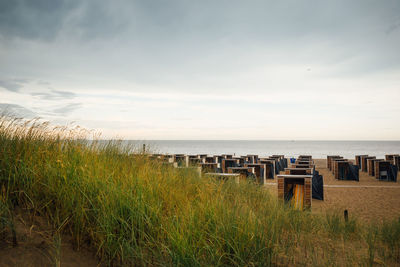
[335,161,359,181]
[221,159,238,173]
[327,155,342,170]
[228,167,255,181]
[259,160,275,179]
[355,155,368,169]
[174,154,186,167]
[244,163,266,184]
[332,159,348,176]
[277,174,312,210]
[246,155,259,164]
[361,156,376,172]
[375,161,398,182]
[367,159,383,176]
[204,156,215,163]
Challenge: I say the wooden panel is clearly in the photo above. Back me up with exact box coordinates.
[285,168,313,175]
[374,161,380,179]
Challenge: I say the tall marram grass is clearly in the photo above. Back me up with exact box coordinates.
[0,116,399,266]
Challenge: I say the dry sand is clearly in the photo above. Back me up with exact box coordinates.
[266,159,400,222]
[0,208,99,267]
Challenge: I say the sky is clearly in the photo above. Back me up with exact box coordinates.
[0,0,400,140]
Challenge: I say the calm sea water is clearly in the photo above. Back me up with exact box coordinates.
[131,140,400,159]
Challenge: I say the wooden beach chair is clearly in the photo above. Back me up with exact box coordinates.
[327,155,342,170]
[355,155,368,169]
[277,174,312,210]
[361,156,376,172]
[367,159,383,176]
[227,167,255,181]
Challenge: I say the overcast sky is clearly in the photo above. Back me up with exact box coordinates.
[1,0,400,140]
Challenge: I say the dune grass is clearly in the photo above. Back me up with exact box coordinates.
[0,116,399,266]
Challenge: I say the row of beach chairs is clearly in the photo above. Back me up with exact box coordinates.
[151,154,324,210]
[327,156,359,181]
[355,154,398,182]
[327,154,398,182]
[149,153,288,184]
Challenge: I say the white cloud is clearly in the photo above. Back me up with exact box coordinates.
[0,0,399,140]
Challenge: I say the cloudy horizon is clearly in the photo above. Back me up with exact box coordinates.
[1,0,400,140]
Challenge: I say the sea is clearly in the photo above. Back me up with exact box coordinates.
[131,140,400,159]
